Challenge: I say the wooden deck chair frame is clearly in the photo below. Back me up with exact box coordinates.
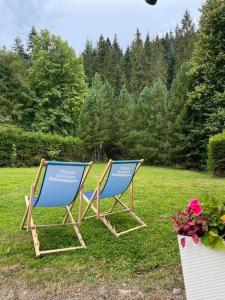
[21,159,93,257]
[76,159,147,237]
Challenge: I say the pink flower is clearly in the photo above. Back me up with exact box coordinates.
[188,199,203,217]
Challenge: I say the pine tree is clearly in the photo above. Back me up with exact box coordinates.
[96,35,112,81]
[148,36,168,85]
[174,10,196,72]
[109,35,123,95]
[27,26,37,52]
[134,81,168,164]
[130,29,146,100]
[26,29,87,135]
[113,86,135,158]
[143,33,152,85]
[180,0,225,168]
[166,63,190,165]
[161,31,176,87]
[12,37,28,60]
[82,39,96,85]
[78,73,115,160]
[120,46,132,91]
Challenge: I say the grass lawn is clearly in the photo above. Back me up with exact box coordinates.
[0,164,224,295]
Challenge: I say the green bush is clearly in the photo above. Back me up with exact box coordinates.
[208,132,225,177]
[0,126,84,167]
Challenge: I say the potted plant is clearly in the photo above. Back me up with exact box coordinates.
[172,198,225,300]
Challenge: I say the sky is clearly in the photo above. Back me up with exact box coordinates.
[0,0,206,54]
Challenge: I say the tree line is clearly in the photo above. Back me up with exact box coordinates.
[0,0,225,169]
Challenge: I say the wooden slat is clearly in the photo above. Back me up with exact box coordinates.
[23,222,77,229]
[25,196,40,257]
[100,216,119,237]
[66,206,86,248]
[117,224,147,237]
[40,246,84,255]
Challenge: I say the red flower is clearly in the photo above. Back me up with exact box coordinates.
[188,199,203,217]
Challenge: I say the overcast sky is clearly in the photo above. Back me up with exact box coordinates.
[0,0,206,54]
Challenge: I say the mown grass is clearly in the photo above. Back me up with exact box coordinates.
[0,164,224,290]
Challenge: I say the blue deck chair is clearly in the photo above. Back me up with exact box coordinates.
[21,159,93,257]
[78,159,147,237]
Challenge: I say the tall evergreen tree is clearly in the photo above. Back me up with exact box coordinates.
[82,39,96,85]
[113,86,135,158]
[78,73,115,160]
[12,37,28,60]
[161,31,176,87]
[109,35,123,95]
[96,35,112,81]
[143,33,153,86]
[130,29,146,100]
[180,0,225,169]
[120,46,132,91]
[26,29,87,135]
[148,36,168,85]
[174,10,196,72]
[27,26,37,52]
[166,63,190,165]
[134,81,168,164]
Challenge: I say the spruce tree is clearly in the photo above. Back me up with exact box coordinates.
[130,29,146,100]
[109,35,123,95]
[113,86,135,158]
[12,37,28,60]
[174,10,196,72]
[143,33,153,85]
[96,35,112,81]
[27,26,37,52]
[134,81,168,164]
[166,63,190,165]
[120,46,132,91]
[161,31,176,87]
[78,73,115,160]
[180,0,225,168]
[148,36,168,85]
[82,39,95,85]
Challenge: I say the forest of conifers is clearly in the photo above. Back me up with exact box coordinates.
[0,0,225,169]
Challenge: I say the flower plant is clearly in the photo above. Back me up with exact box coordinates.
[172,198,225,250]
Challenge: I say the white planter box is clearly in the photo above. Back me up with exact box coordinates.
[178,235,225,300]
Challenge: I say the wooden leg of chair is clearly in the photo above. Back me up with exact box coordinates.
[20,206,29,230]
[31,226,41,257]
[66,206,86,248]
[100,216,119,237]
[24,196,41,257]
[81,197,95,221]
[78,189,83,225]
[114,196,147,226]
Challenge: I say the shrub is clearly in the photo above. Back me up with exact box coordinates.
[0,126,84,167]
[208,132,225,177]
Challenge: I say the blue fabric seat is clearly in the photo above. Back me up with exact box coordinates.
[81,159,146,237]
[33,161,89,207]
[21,160,93,257]
[84,191,97,200]
[84,160,139,201]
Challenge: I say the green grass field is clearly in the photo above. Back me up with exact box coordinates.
[0,164,224,293]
